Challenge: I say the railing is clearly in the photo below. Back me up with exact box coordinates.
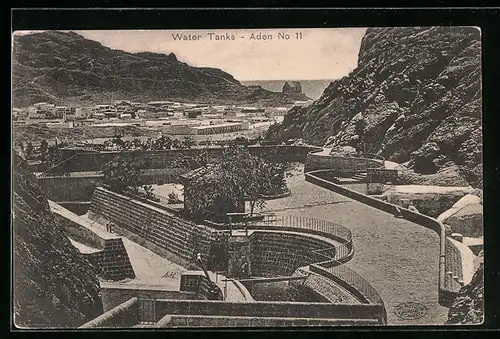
[311,261,384,306]
[304,165,456,306]
[206,214,353,262]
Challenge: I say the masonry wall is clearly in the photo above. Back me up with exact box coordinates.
[52,207,135,281]
[305,153,384,174]
[79,297,139,328]
[84,238,136,281]
[153,299,384,323]
[88,187,222,266]
[249,232,335,277]
[54,146,316,173]
[305,169,460,307]
[100,287,196,312]
[38,175,103,202]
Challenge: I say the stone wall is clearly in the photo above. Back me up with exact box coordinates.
[52,146,315,174]
[305,153,384,175]
[79,297,139,328]
[158,315,379,327]
[179,272,223,300]
[51,204,135,281]
[100,286,196,312]
[250,232,335,277]
[88,187,223,266]
[38,174,103,202]
[367,168,399,184]
[153,299,385,324]
[84,238,136,281]
[305,168,461,306]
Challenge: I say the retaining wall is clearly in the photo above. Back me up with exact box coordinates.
[305,151,384,175]
[51,146,316,174]
[51,202,135,281]
[305,168,461,306]
[79,297,139,328]
[156,314,379,327]
[250,232,336,277]
[153,299,384,323]
[88,187,224,265]
[100,285,196,312]
[179,272,223,300]
[367,168,399,184]
[38,174,103,202]
[86,187,386,322]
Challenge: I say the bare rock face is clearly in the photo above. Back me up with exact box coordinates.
[381,185,473,218]
[12,31,299,107]
[13,152,103,328]
[446,263,484,325]
[265,27,481,188]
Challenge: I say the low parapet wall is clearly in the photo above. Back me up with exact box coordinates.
[305,150,384,175]
[304,168,460,306]
[48,145,317,174]
[100,284,196,312]
[79,297,139,328]
[153,299,384,323]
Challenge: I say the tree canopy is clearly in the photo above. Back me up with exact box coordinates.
[184,144,289,220]
[101,157,142,193]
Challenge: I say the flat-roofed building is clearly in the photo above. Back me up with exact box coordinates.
[191,122,245,135]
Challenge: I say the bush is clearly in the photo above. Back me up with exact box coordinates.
[167,192,182,204]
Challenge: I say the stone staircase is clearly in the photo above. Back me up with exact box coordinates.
[335,172,368,184]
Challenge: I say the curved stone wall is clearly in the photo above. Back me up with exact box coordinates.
[305,150,384,175]
[304,167,461,306]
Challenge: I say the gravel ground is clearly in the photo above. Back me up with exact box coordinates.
[259,167,450,325]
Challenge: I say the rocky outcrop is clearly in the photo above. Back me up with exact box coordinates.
[265,27,482,188]
[437,194,483,238]
[13,151,103,328]
[446,263,484,325]
[381,185,474,218]
[12,31,298,107]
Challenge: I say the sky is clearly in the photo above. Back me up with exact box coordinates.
[14,28,368,81]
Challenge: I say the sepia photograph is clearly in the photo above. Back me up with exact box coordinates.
[11,26,483,328]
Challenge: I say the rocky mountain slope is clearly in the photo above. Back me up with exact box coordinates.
[13,151,103,328]
[446,263,484,324]
[265,27,482,188]
[12,31,304,107]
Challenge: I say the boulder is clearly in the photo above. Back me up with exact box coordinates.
[329,145,358,157]
[381,185,473,218]
[437,194,483,237]
[442,204,483,238]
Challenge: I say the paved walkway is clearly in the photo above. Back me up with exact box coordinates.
[73,212,246,301]
[260,171,450,325]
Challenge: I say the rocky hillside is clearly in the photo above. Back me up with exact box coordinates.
[446,263,484,325]
[12,31,302,107]
[265,27,482,187]
[13,151,103,328]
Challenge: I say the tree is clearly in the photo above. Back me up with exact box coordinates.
[101,157,142,193]
[181,136,196,149]
[39,140,48,162]
[25,142,33,158]
[184,144,289,219]
[171,139,182,149]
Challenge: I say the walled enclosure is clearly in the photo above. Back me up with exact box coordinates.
[304,150,384,176]
[50,201,135,281]
[87,187,387,323]
[304,166,465,306]
[38,145,318,203]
